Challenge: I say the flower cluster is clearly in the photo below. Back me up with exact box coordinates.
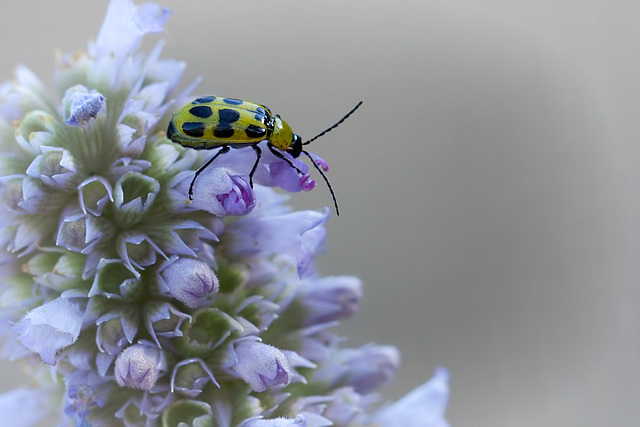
[0,1,450,426]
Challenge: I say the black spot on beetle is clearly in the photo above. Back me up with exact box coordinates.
[214,128,234,138]
[254,107,269,123]
[222,98,243,105]
[245,124,267,139]
[192,96,215,104]
[182,122,206,137]
[213,108,240,138]
[218,108,240,123]
[189,105,213,118]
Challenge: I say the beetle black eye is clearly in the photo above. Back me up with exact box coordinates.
[289,135,303,158]
[167,120,176,140]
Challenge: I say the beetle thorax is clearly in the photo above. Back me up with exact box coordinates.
[270,115,295,151]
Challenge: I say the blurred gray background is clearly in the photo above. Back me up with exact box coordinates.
[1,1,638,426]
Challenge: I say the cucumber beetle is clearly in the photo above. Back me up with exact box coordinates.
[166,96,362,215]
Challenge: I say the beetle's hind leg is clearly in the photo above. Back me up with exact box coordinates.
[189,146,230,200]
[268,143,305,175]
[248,145,262,187]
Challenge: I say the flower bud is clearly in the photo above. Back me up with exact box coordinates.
[343,344,400,394]
[114,344,166,390]
[64,86,106,127]
[159,257,219,308]
[323,387,364,426]
[228,341,291,392]
[301,276,362,326]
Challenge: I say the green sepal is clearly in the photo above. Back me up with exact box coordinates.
[161,400,213,427]
[91,259,141,298]
[176,308,243,357]
[214,262,246,294]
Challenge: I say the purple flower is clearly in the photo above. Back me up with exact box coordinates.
[323,387,367,426]
[227,340,291,392]
[372,367,451,427]
[299,276,363,326]
[62,370,109,426]
[90,0,171,60]
[208,141,314,193]
[64,384,104,423]
[176,166,256,216]
[64,87,106,127]
[227,207,329,275]
[12,298,83,364]
[158,256,219,308]
[115,343,167,390]
[343,344,401,394]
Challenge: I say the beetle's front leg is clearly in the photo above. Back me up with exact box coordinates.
[267,143,305,175]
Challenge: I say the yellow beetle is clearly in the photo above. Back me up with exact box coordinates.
[167,96,362,215]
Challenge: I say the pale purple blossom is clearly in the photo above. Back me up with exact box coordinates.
[180,166,256,216]
[89,0,171,62]
[65,88,106,127]
[227,340,291,392]
[115,343,167,390]
[300,276,363,325]
[342,344,401,394]
[158,256,219,307]
[323,387,367,426]
[12,297,83,364]
[373,367,451,427]
[226,207,329,275]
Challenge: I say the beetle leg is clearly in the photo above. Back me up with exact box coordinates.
[268,143,305,175]
[189,146,230,200]
[249,145,262,187]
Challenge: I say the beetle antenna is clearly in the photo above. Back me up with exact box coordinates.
[303,101,363,146]
[302,150,340,216]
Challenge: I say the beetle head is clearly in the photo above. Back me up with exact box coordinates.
[288,134,303,158]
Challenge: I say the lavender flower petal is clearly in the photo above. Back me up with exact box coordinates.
[372,367,450,427]
[344,344,401,394]
[300,276,363,326]
[90,0,171,60]
[227,208,329,275]
[182,166,256,216]
[12,297,83,364]
[227,340,291,392]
